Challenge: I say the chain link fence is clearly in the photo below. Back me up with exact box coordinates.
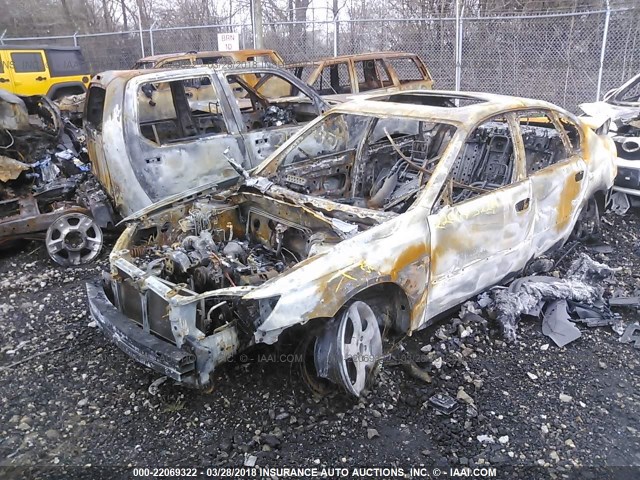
[2,6,639,112]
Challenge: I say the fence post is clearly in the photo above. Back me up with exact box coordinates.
[455,1,464,91]
[0,30,6,45]
[136,6,145,57]
[73,31,78,47]
[333,15,338,57]
[596,0,611,101]
[149,22,157,56]
[251,0,264,49]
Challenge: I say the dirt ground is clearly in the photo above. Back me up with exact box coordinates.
[1,208,639,477]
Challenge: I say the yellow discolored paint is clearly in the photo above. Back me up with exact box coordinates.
[390,241,428,281]
[556,172,581,233]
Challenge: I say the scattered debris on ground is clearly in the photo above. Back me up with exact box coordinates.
[459,253,627,346]
[1,209,639,469]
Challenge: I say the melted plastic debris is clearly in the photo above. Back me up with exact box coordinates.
[461,253,619,343]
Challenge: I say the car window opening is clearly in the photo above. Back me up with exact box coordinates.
[517,110,572,174]
[272,113,456,213]
[137,76,226,145]
[225,73,318,132]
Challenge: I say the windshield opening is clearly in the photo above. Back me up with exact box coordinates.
[266,112,456,213]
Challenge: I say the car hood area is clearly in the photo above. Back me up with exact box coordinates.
[109,174,426,342]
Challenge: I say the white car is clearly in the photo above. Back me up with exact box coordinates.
[581,73,640,198]
[87,91,616,396]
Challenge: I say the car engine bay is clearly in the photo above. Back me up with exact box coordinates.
[120,196,345,336]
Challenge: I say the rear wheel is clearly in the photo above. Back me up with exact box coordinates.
[571,197,600,242]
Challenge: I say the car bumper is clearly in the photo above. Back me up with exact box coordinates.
[86,280,238,388]
[613,166,640,197]
[86,280,198,383]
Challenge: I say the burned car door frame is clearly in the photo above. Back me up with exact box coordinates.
[125,71,247,204]
[216,68,329,165]
[84,66,328,218]
[513,109,590,252]
[425,112,535,318]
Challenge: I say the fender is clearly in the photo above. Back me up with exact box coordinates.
[47,81,87,99]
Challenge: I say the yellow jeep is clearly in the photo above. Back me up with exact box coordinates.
[0,45,90,99]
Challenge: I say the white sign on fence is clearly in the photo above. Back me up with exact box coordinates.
[217,33,239,52]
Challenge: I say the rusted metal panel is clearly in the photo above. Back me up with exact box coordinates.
[0,156,30,182]
[0,90,30,131]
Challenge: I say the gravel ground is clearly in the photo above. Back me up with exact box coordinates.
[1,210,639,477]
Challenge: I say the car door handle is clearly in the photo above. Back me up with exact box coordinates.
[0,78,9,83]
[575,170,585,182]
[515,198,530,212]
[35,76,47,81]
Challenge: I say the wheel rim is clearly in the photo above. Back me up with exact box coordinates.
[45,213,103,266]
[314,301,382,396]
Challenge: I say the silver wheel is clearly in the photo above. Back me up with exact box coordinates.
[45,213,103,266]
[314,301,383,396]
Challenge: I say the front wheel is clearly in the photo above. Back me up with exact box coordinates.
[313,301,383,397]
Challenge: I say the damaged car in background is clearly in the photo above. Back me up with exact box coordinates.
[0,90,111,266]
[286,51,434,96]
[87,91,616,396]
[84,65,329,217]
[581,72,640,211]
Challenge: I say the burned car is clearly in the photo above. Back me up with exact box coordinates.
[84,65,329,217]
[581,73,640,198]
[87,91,616,396]
[0,90,110,265]
[286,51,434,96]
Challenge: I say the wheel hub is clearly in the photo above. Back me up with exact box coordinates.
[314,301,383,396]
[45,213,103,266]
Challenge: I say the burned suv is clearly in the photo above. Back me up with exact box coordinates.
[87,91,616,396]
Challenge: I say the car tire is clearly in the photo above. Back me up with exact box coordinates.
[313,301,383,397]
[571,197,601,242]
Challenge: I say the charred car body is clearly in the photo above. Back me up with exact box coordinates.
[87,91,616,396]
[84,65,328,217]
[286,52,434,97]
[0,90,110,265]
[581,73,640,197]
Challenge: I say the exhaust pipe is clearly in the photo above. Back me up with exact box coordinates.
[621,137,640,153]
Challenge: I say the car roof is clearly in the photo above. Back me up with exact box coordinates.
[137,49,278,63]
[91,65,307,94]
[95,65,288,82]
[0,45,82,52]
[286,51,419,67]
[330,90,566,126]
